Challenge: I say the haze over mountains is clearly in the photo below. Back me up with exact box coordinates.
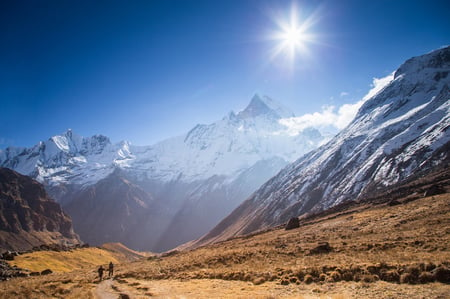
[0,95,329,251]
[196,46,450,246]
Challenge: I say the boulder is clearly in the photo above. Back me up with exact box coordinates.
[285,217,300,230]
[41,269,53,275]
[309,242,333,255]
[2,251,17,261]
[423,185,445,197]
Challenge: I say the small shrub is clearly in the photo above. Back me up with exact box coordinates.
[418,272,434,283]
[56,288,70,295]
[366,265,380,275]
[319,273,327,281]
[405,265,421,278]
[308,268,320,278]
[280,279,289,285]
[289,276,298,284]
[252,277,266,285]
[424,263,436,272]
[223,272,233,280]
[269,274,278,281]
[328,271,342,282]
[232,272,243,280]
[294,270,305,281]
[303,274,313,284]
[341,270,354,282]
[380,270,400,283]
[357,274,378,283]
[400,273,416,284]
[432,266,450,283]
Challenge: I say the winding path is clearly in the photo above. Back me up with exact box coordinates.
[94,279,119,299]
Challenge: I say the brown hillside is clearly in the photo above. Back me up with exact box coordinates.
[1,191,448,298]
[0,168,80,252]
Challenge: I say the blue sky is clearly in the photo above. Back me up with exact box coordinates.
[0,0,449,148]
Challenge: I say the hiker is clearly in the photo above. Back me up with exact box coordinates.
[108,261,114,277]
[98,265,104,281]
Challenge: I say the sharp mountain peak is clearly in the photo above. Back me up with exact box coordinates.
[238,94,295,120]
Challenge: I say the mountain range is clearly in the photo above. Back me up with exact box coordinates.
[1,47,448,252]
[194,46,450,246]
[0,95,329,251]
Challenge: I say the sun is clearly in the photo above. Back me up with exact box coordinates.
[268,4,319,64]
[281,26,307,50]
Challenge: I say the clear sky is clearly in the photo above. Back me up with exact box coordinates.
[1,0,449,148]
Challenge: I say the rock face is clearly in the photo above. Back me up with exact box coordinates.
[0,168,80,252]
[196,46,450,246]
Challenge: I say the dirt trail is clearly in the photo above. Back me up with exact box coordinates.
[94,279,120,299]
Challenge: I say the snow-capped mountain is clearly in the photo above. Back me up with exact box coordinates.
[0,94,329,251]
[0,130,131,188]
[122,94,324,184]
[0,94,325,188]
[197,46,450,245]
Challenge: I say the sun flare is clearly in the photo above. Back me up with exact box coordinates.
[283,28,304,47]
[281,26,307,49]
[268,4,319,64]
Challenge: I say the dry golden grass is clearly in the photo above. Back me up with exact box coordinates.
[0,271,98,299]
[111,193,450,298]
[1,193,449,298]
[9,247,121,273]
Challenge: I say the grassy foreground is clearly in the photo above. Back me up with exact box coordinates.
[1,194,449,298]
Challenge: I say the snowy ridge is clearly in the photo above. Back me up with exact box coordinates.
[0,96,328,188]
[198,46,450,243]
[0,130,132,186]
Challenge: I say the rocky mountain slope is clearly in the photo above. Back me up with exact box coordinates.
[0,95,328,251]
[0,168,80,252]
[62,170,170,250]
[196,46,450,245]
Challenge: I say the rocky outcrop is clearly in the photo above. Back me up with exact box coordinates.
[0,168,80,252]
[285,217,300,230]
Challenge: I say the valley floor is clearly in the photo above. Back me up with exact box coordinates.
[1,193,449,298]
[95,277,450,299]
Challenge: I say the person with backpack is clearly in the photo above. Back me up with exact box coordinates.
[108,262,114,278]
[98,265,104,281]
